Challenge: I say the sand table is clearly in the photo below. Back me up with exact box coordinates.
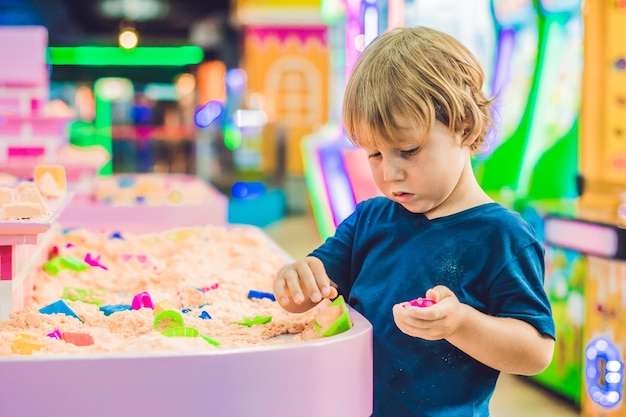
[0,225,327,356]
[90,173,214,206]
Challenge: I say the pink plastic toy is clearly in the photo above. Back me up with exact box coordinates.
[46,329,62,340]
[131,291,154,310]
[406,297,435,308]
[84,253,108,270]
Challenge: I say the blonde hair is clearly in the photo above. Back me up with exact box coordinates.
[342,26,494,153]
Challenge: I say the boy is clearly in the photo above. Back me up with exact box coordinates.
[274,26,555,416]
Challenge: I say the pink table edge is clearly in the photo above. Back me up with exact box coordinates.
[0,309,373,417]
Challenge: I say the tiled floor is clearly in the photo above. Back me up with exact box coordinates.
[264,213,581,417]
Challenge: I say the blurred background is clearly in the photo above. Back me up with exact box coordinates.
[1,0,626,416]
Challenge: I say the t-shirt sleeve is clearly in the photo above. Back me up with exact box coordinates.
[488,242,556,339]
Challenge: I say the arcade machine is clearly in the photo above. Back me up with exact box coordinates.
[476,0,581,204]
[473,0,540,205]
[469,0,584,401]
[518,0,582,203]
[500,0,585,402]
[574,1,626,415]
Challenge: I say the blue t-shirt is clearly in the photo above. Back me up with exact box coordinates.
[310,197,555,417]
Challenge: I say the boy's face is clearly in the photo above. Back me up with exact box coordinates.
[359,117,473,218]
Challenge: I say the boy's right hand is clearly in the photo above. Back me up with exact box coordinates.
[273,256,338,313]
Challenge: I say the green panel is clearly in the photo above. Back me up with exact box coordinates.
[48,46,203,66]
[527,119,579,199]
[478,116,533,194]
[516,13,582,199]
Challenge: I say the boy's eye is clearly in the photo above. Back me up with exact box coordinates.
[401,147,420,156]
[367,151,382,159]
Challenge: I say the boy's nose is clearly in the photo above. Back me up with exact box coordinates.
[382,161,404,182]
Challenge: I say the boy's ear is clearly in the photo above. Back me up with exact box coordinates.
[461,118,481,147]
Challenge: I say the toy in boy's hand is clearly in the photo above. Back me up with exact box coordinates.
[404,297,435,308]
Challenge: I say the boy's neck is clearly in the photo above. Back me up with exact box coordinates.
[424,166,493,220]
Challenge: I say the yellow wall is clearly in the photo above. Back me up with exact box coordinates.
[580,0,626,214]
[242,27,329,176]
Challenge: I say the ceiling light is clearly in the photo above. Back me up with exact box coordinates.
[119,28,138,49]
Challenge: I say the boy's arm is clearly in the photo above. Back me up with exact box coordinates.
[393,285,554,375]
[445,304,554,375]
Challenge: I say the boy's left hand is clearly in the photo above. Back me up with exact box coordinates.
[392,285,468,340]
